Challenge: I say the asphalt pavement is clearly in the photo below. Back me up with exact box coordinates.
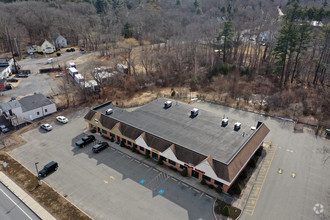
[0,182,40,220]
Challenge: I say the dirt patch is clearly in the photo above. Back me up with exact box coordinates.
[214,199,241,219]
[0,152,91,220]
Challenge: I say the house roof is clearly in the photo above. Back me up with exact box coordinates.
[18,93,54,112]
[0,100,21,112]
[36,39,52,46]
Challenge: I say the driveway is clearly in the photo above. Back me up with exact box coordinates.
[9,108,215,220]
[192,101,330,220]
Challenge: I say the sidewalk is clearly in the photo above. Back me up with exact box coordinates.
[0,172,56,220]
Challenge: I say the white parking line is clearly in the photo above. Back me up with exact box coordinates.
[193,189,200,193]
[0,188,33,220]
[144,164,149,168]
[181,183,188,187]
[135,160,140,163]
[171,177,177,181]
[153,169,159,172]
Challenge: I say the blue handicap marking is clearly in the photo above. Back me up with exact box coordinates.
[158,189,164,195]
[140,179,146,184]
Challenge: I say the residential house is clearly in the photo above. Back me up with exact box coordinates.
[54,34,67,49]
[29,40,56,54]
[0,93,57,126]
[0,57,14,79]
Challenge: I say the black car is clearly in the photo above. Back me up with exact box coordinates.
[7,78,18,82]
[92,142,109,153]
[66,49,71,52]
[70,48,75,52]
[5,84,12,90]
[16,73,28,78]
[75,135,95,147]
[38,161,58,177]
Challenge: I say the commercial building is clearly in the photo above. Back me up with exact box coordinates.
[84,98,269,191]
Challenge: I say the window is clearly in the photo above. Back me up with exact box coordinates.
[139,146,144,151]
[160,156,167,162]
[202,175,211,182]
[102,129,107,135]
[127,141,132,146]
[168,159,176,166]
[215,180,223,187]
[37,112,40,115]
[110,133,115,138]
[180,164,186,170]
[122,138,126,143]
[45,109,47,113]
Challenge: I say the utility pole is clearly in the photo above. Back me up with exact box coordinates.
[14,38,21,59]
[6,26,18,74]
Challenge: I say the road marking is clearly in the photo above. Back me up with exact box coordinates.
[104,180,108,184]
[140,179,146,184]
[158,189,164,194]
[244,145,278,216]
[126,155,131,159]
[181,183,188,187]
[153,169,159,172]
[278,168,283,174]
[110,176,115,180]
[0,188,33,220]
[171,177,177,181]
[205,194,213,199]
[291,173,296,178]
[144,164,149,168]
[193,189,200,193]
[135,160,140,163]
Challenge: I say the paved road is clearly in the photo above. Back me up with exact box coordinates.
[0,182,40,220]
[9,108,215,220]
[193,101,329,220]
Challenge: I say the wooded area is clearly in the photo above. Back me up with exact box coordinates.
[0,0,329,124]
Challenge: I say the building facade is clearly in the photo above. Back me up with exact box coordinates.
[84,100,269,192]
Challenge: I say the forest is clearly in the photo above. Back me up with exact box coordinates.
[0,0,329,125]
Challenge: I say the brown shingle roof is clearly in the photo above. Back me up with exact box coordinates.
[100,114,118,130]
[84,110,96,120]
[226,123,270,182]
[118,123,143,140]
[174,145,207,166]
[143,133,172,152]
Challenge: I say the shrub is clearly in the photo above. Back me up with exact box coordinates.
[171,90,176,97]
[208,184,214,189]
[90,128,96,133]
[216,187,222,194]
[56,52,61,56]
[110,137,114,142]
[132,146,137,152]
[233,183,242,195]
[120,141,125,147]
[201,179,206,185]
[145,153,150,158]
[248,158,256,168]
[181,168,187,177]
[158,158,163,165]
[264,105,270,113]
[222,205,230,217]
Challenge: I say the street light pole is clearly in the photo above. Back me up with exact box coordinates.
[35,162,42,186]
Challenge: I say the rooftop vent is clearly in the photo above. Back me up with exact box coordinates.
[164,101,172,109]
[191,108,199,118]
[222,118,229,127]
[234,122,241,131]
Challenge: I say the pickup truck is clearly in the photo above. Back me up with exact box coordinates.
[75,135,95,147]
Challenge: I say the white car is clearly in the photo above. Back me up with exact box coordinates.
[40,124,52,131]
[105,109,113,115]
[56,116,68,124]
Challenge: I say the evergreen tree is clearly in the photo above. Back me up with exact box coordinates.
[123,22,133,38]
[217,20,233,63]
[176,0,181,6]
[95,0,108,14]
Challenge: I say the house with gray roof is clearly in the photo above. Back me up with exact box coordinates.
[0,57,14,79]
[0,93,57,126]
[84,98,269,192]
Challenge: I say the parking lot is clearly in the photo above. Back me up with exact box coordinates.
[9,108,215,220]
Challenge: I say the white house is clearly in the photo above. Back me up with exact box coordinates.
[0,93,57,126]
[28,40,56,54]
[0,57,14,79]
[54,34,67,49]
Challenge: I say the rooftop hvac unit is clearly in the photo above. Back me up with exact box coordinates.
[164,101,172,109]
[222,118,229,127]
[234,122,241,131]
[191,108,199,118]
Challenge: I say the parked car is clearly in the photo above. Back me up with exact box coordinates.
[92,142,109,153]
[66,49,71,52]
[7,78,18,82]
[70,48,75,52]
[16,73,28,78]
[79,47,85,52]
[0,125,9,133]
[55,73,64,77]
[40,123,52,131]
[75,135,95,147]
[56,116,68,124]
[38,161,58,177]
[105,108,113,115]
[5,84,12,90]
